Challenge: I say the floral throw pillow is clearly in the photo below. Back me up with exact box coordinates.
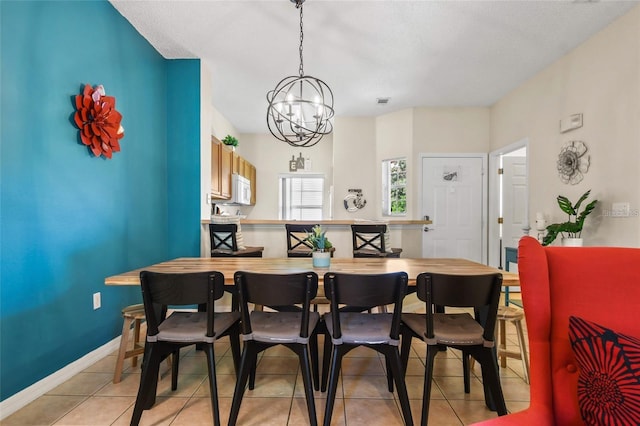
[568,316,640,425]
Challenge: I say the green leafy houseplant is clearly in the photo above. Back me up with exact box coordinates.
[305,225,333,251]
[542,189,598,246]
[222,135,238,147]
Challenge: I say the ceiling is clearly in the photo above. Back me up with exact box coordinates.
[109,0,638,134]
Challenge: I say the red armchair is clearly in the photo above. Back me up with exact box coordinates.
[473,236,640,425]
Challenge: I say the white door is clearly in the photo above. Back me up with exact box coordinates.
[501,155,528,268]
[421,156,486,262]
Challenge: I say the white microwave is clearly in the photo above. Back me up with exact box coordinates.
[231,174,252,205]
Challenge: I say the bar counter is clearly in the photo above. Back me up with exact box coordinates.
[200,218,431,258]
[200,219,432,225]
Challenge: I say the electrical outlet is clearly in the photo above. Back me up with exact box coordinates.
[93,292,101,310]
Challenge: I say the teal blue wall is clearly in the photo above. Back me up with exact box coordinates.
[0,1,201,400]
[167,61,201,259]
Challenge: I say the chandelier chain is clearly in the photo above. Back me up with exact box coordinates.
[298,4,304,77]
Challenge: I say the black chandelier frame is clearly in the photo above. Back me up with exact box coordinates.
[266,0,334,147]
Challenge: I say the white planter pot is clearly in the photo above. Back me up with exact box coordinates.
[312,251,331,268]
[562,238,583,247]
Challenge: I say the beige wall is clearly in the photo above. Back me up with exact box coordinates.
[211,107,238,142]
[233,133,334,221]
[376,110,414,217]
[413,107,491,154]
[332,116,378,220]
[201,61,242,219]
[491,5,640,246]
[411,107,491,219]
[204,5,640,249]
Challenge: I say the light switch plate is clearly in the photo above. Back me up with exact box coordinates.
[611,202,630,217]
[559,113,583,133]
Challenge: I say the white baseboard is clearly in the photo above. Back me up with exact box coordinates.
[0,336,121,420]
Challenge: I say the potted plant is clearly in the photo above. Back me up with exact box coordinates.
[542,189,598,246]
[306,225,332,267]
[222,135,238,149]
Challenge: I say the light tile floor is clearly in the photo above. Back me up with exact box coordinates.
[3,315,530,426]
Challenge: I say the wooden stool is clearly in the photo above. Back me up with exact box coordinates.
[113,304,146,383]
[497,305,530,384]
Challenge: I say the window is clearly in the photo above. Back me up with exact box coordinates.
[279,174,324,220]
[382,158,407,216]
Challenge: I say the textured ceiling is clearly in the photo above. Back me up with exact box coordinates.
[110,0,638,133]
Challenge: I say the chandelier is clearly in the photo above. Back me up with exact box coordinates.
[266,0,334,147]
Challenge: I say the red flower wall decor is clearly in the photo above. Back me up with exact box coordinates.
[73,84,124,159]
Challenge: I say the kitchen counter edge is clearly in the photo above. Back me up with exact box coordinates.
[202,219,432,225]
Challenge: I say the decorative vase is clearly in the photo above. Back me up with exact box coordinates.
[312,250,331,268]
[562,238,583,247]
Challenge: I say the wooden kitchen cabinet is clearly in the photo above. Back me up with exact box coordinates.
[211,136,232,199]
[233,155,248,178]
[220,144,232,198]
[248,163,257,205]
[212,136,256,204]
[242,158,250,178]
[232,152,240,176]
[211,137,221,198]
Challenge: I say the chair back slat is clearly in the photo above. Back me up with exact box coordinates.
[325,272,404,307]
[235,272,318,306]
[417,273,501,307]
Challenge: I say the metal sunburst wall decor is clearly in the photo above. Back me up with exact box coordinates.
[557,140,590,185]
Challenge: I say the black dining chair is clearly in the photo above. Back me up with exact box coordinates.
[130,271,241,426]
[322,271,413,426]
[209,223,263,257]
[400,272,507,425]
[229,271,321,426]
[351,224,402,257]
[285,223,335,258]
[285,223,316,257]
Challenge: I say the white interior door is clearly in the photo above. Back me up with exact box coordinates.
[488,139,529,268]
[502,154,528,268]
[421,155,486,262]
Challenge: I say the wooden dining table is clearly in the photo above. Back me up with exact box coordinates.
[105,256,518,291]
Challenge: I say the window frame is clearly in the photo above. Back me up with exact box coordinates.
[382,157,407,216]
[278,173,325,220]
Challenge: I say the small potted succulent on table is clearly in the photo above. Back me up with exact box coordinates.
[306,225,332,268]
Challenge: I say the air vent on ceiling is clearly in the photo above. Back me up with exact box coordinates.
[376,97,390,105]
